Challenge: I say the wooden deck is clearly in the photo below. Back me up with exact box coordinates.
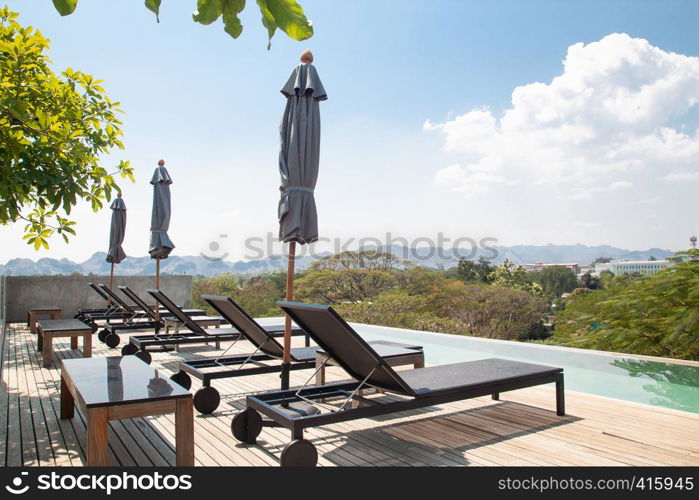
[1,321,698,467]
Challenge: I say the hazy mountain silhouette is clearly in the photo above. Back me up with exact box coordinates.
[0,244,675,276]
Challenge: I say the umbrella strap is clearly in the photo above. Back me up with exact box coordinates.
[282,186,314,193]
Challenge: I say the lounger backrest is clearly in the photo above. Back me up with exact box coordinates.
[88,282,110,302]
[147,289,206,335]
[118,286,156,319]
[202,295,284,358]
[278,301,414,396]
[98,284,135,313]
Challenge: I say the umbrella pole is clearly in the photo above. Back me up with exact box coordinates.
[281,241,296,390]
[108,262,115,304]
[155,258,160,321]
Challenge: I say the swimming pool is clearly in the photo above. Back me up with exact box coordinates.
[258,317,699,414]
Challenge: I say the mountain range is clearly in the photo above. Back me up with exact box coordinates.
[0,244,676,276]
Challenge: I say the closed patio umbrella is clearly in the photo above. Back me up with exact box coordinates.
[106,193,127,297]
[149,160,174,317]
[278,50,327,389]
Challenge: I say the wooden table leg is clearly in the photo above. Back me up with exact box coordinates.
[29,312,36,334]
[37,327,44,352]
[86,407,110,466]
[175,398,194,466]
[83,332,92,358]
[42,334,53,368]
[315,355,327,386]
[60,373,75,419]
[71,336,78,349]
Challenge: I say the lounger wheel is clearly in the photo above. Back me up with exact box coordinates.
[231,409,262,444]
[97,329,109,342]
[121,343,138,356]
[193,386,220,414]
[134,350,152,365]
[170,371,192,390]
[280,439,317,467]
[104,333,120,348]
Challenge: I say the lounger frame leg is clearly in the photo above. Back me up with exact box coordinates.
[555,375,565,416]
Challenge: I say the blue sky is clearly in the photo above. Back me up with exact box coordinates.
[2,0,699,263]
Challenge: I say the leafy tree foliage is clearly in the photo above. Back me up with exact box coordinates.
[192,272,282,317]
[0,8,133,248]
[295,250,409,303]
[296,268,397,303]
[531,265,579,298]
[598,269,615,289]
[489,259,543,296]
[580,271,601,290]
[551,259,699,360]
[300,252,549,341]
[456,256,494,283]
[51,0,313,48]
[308,250,408,272]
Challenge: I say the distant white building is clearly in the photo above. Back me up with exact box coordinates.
[524,262,581,274]
[593,259,673,276]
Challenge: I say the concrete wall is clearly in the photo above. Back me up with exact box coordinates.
[5,275,193,322]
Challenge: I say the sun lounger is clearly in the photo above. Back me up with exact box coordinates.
[80,284,145,328]
[74,283,124,321]
[169,295,421,414]
[119,289,242,364]
[95,285,205,348]
[231,301,565,466]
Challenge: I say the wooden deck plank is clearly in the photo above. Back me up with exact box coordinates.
[21,327,80,466]
[1,322,698,467]
[18,335,56,465]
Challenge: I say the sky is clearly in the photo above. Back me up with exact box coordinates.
[2,0,699,263]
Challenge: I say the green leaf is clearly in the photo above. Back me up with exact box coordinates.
[52,0,79,16]
[256,0,277,49]
[193,0,224,25]
[265,0,313,41]
[145,0,161,22]
[222,0,245,38]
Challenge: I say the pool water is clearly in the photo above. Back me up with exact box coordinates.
[258,317,699,414]
[351,323,699,415]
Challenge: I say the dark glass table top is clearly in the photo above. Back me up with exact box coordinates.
[62,356,191,407]
[38,319,92,332]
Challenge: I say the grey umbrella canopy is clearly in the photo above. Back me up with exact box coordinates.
[106,195,127,264]
[278,52,327,389]
[278,60,327,244]
[149,163,175,260]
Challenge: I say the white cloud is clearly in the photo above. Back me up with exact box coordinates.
[658,170,699,182]
[564,180,634,200]
[633,196,660,205]
[427,33,699,198]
